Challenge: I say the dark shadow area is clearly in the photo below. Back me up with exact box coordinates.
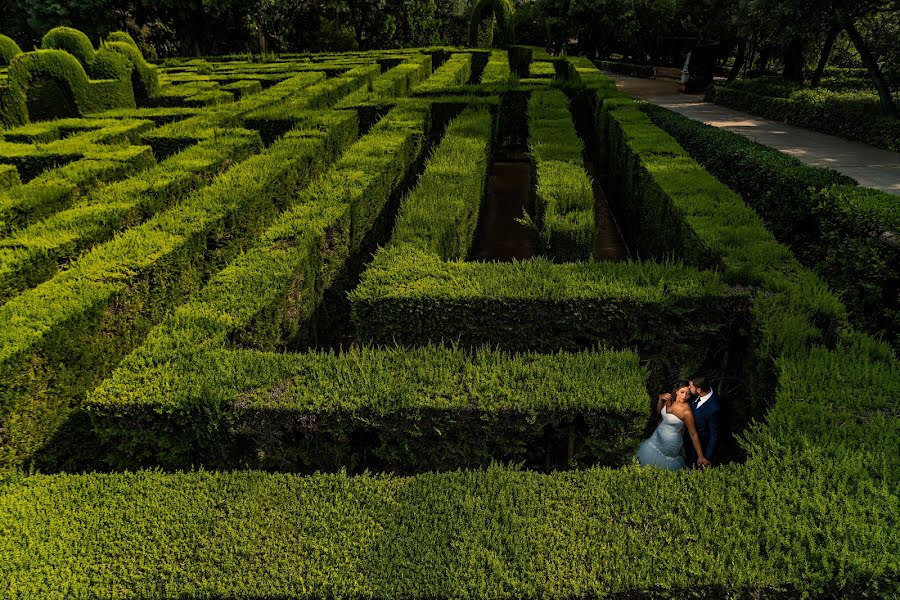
[471,91,536,261]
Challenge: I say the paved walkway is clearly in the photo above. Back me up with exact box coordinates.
[606,73,900,196]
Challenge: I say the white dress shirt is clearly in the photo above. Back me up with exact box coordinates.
[695,389,714,410]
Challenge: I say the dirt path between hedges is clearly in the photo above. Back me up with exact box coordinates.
[606,73,900,196]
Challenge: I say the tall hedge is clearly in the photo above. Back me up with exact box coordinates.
[0,34,22,65]
[468,0,515,47]
[40,26,96,68]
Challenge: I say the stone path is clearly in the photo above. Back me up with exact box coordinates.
[606,73,900,196]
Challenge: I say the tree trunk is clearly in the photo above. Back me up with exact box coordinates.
[811,27,840,87]
[782,37,804,83]
[842,17,897,116]
[727,40,747,83]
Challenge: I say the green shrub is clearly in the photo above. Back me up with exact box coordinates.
[0,34,22,65]
[0,116,353,469]
[706,82,900,152]
[352,246,742,379]
[0,164,19,189]
[337,55,432,108]
[641,104,897,347]
[89,346,647,471]
[390,108,492,259]
[414,53,472,95]
[0,131,262,301]
[529,90,594,261]
[102,39,160,102]
[811,185,900,347]
[40,26,95,68]
[105,31,139,49]
[479,50,512,85]
[468,0,515,47]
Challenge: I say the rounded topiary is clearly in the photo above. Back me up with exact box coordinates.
[468,0,514,47]
[7,50,92,120]
[89,47,132,80]
[0,34,23,66]
[106,31,139,49]
[103,40,160,101]
[41,26,95,67]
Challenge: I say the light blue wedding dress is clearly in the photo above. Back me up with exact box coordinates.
[635,405,686,470]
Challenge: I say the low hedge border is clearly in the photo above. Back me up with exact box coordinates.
[705,83,900,153]
[642,103,898,347]
[352,246,741,377]
[0,110,358,469]
[89,346,648,471]
[0,130,262,302]
[529,89,594,261]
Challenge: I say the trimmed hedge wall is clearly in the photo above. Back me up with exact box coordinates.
[390,108,492,259]
[0,131,262,301]
[90,346,648,471]
[352,246,741,376]
[529,89,594,261]
[642,104,898,347]
[414,53,472,95]
[0,34,22,65]
[479,50,512,85]
[705,82,900,153]
[0,112,357,469]
[40,26,95,68]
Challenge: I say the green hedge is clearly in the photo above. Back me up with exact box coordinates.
[529,89,594,261]
[89,346,647,471]
[142,72,326,154]
[479,50,512,85]
[0,34,22,65]
[642,104,897,347]
[5,49,136,125]
[337,54,432,108]
[352,246,741,378]
[0,164,18,189]
[40,26,95,68]
[0,131,262,302]
[0,115,356,469]
[811,185,900,347]
[390,107,492,259]
[414,53,472,95]
[0,144,155,235]
[595,93,849,426]
[705,82,900,153]
[102,38,160,102]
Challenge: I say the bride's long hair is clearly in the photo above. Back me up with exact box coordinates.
[668,380,690,407]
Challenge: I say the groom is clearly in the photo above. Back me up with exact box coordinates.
[684,375,721,467]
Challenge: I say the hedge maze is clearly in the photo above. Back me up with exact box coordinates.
[0,32,897,598]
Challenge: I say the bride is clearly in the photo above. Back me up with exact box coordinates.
[636,381,712,470]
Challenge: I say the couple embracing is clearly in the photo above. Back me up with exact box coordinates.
[636,375,721,470]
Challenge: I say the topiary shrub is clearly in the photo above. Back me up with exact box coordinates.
[0,34,22,65]
[468,0,514,47]
[40,26,96,68]
[106,31,139,49]
[102,40,159,102]
[6,49,135,121]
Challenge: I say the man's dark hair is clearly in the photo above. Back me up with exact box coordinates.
[688,374,710,392]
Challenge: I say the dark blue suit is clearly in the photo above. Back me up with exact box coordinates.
[683,390,721,466]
